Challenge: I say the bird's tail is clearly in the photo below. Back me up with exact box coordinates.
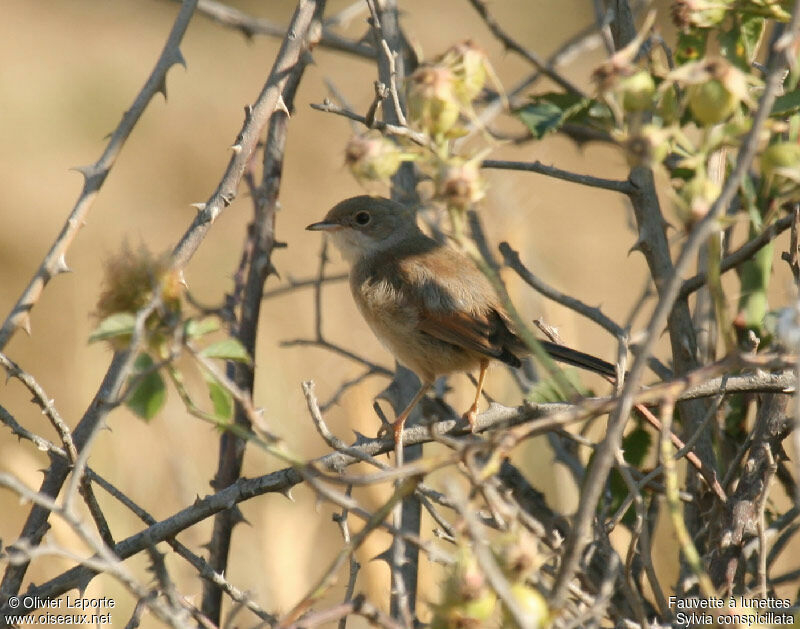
[538,339,618,379]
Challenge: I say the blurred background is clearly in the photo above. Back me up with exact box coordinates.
[1,0,797,626]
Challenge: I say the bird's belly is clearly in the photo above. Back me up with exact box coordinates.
[361,307,481,381]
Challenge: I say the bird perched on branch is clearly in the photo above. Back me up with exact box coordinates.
[307,195,615,444]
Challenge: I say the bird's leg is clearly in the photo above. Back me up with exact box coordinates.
[463,359,489,432]
[392,382,432,446]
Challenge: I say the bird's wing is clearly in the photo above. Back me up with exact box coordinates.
[395,247,523,368]
[416,307,523,368]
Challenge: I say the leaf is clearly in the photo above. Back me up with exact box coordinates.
[202,369,233,420]
[771,89,800,117]
[621,427,652,467]
[184,316,221,339]
[88,312,136,344]
[515,93,599,139]
[675,29,708,65]
[720,15,765,70]
[199,338,251,363]
[126,353,166,421]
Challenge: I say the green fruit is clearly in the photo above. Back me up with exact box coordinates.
[761,142,800,181]
[619,70,656,112]
[501,583,549,628]
[687,79,738,125]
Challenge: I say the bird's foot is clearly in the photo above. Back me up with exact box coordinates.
[462,405,479,433]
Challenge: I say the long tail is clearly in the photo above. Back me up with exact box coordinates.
[538,339,617,379]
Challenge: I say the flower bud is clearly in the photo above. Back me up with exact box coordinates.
[435,158,486,210]
[440,40,488,103]
[344,133,403,184]
[407,64,461,137]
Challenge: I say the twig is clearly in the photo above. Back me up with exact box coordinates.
[680,214,794,299]
[482,159,634,194]
[310,99,430,147]
[499,242,625,338]
[190,0,374,59]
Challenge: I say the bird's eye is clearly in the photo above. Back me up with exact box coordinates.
[354,211,371,226]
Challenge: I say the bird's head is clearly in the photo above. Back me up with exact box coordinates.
[306,195,420,263]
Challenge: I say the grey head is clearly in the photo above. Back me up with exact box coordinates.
[306,195,423,263]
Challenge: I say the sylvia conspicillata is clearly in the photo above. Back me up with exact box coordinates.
[307,195,615,443]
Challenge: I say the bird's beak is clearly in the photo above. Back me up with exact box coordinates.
[306,220,342,232]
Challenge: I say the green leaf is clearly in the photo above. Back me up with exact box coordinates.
[126,354,166,421]
[515,93,599,139]
[200,338,251,363]
[622,427,652,467]
[675,29,708,64]
[720,15,765,70]
[184,316,221,339]
[771,89,800,117]
[202,370,233,420]
[88,312,136,344]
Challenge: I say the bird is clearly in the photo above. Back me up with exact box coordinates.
[306,195,616,443]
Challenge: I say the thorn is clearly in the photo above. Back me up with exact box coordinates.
[628,238,645,256]
[70,164,97,180]
[76,573,93,597]
[279,487,295,502]
[54,254,71,275]
[13,312,32,336]
[275,95,291,117]
[273,240,288,249]
[178,270,188,289]
[229,505,250,527]
[175,48,187,69]
[243,104,253,120]
[156,77,168,100]
[190,202,206,212]
[231,144,242,154]
[352,430,371,445]
[371,547,393,565]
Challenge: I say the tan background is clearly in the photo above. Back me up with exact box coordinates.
[1,0,797,626]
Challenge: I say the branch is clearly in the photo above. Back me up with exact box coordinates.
[482,159,634,194]
[679,214,794,299]
[190,0,375,58]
